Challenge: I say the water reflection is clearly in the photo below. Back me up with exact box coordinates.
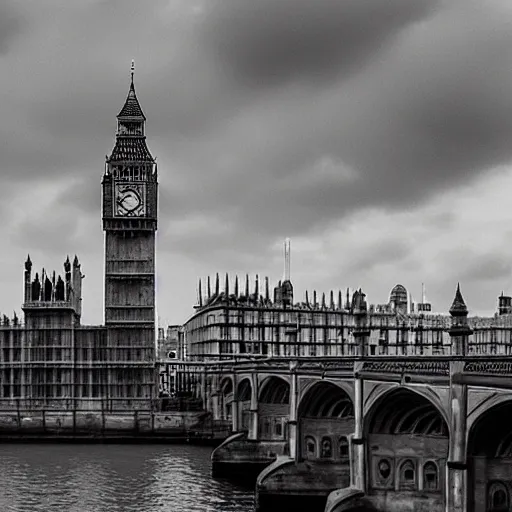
[0,444,254,512]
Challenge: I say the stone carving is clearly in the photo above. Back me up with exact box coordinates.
[464,362,512,374]
[298,361,354,372]
[362,361,450,375]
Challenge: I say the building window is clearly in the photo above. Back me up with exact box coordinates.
[320,437,332,459]
[398,459,416,490]
[488,481,509,511]
[423,461,439,491]
[338,436,349,459]
[274,419,282,437]
[305,436,316,459]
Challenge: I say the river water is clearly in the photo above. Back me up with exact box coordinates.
[0,444,255,512]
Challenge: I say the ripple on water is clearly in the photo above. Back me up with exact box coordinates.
[0,444,255,512]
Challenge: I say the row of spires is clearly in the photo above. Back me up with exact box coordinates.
[1,312,19,326]
[196,273,469,315]
[197,274,271,307]
[24,255,81,303]
[196,273,358,311]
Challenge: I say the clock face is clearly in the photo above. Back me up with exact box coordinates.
[115,183,146,217]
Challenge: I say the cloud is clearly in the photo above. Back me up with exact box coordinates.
[200,0,439,88]
[1,1,512,324]
[0,2,24,54]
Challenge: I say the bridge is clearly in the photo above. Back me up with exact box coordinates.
[162,289,512,512]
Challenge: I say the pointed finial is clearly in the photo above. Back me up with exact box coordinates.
[207,276,211,298]
[225,273,229,296]
[245,274,249,297]
[25,254,32,272]
[449,283,468,316]
[234,275,239,297]
[131,59,135,84]
[215,273,219,296]
[198,278,203,307]
[265,277,270,301]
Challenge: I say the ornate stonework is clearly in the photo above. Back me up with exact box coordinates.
[362,361,450,375]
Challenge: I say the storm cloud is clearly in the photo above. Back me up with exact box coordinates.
[1,0,512,324]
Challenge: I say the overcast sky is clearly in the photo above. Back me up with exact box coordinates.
[2,0,512,325]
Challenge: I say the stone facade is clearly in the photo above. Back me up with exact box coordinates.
[168,286,512,511]
[0,72,157,413]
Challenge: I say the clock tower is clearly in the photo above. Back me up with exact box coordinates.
[102,64,157,409]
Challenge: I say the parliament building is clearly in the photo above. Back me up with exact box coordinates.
[183,264,512,362]
[0,71,158,411]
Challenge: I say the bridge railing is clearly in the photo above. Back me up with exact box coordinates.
[370,344,452,357]
[466,342,512,356]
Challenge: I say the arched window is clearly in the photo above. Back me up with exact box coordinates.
[423,461,439,491]
[305,436,316,459]
[488,481,509,511]
[398,459,416,490]
[320,437,332,459]
[338,436,349,459]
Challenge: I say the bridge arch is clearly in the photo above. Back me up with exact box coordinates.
[299,378,354,407]
[236,378,252,431]
[467,398,512,512]
[258,376,290,441]
[237,378,252,401]
[219,376,234,421]
[297,381,354,462]
[365,387,449,509]
[364,383,450,428]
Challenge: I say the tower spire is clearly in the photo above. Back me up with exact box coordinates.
[284,238,291,281]
[131,59,135,84]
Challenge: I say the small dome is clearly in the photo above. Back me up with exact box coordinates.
[389,284,408,304]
